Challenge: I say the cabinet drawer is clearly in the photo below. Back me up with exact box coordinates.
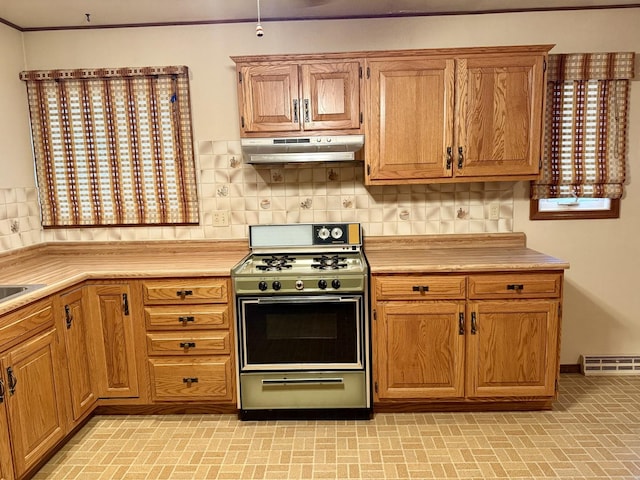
[142,278,228,304]
[374,275,466,300]
[148,357,233,402]
[144,304,229,330]
[146,331,230,356]
[0,298,53,351]
[468,273,562,299]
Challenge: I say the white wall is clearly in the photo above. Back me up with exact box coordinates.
[6,8,640,363]
[0,23,34,187]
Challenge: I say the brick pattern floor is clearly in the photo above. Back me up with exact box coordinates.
[33,374,640,479]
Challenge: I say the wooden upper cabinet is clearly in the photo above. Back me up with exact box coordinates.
[455,54,545,178]
[365,45,552,185]
[237,63,300,133]
[366,57,455,182]
[233,56,363,136]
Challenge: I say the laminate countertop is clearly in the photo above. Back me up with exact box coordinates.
[364,233,569,274]
[0,233,569,315]
[0,240,250,315]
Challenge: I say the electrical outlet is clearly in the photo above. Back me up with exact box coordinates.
[213,211,229,227]
[489,203,500,220]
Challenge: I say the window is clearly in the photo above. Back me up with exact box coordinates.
[20,66,199,227]
[530,52,634,220]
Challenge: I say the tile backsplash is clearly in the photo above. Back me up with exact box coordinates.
[1,140,515,253]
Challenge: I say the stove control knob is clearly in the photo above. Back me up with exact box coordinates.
[332,279,341,289]
[272,281,281,291]
[331,227,343,239]
[258,281,268,291]
[295,280,304,290]
[318,227,330,240]
[318,279,327,289]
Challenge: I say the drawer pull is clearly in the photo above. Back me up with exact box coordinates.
[471,312,477,335]
[458,312,465,335]
[458,146,464,169]
[178,316,195,324]
[412,285,430,293]
[176,289,194,300]
[183,377,199,386]
[180,342,196,349]
[446,146,453,170]
[507,284,524,291]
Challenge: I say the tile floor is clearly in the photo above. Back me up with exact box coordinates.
[34,374,640,480]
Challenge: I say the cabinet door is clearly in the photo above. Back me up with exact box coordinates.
[366,57,455,184]
[86,284,139,398]
[455,54,545,178]
[237,64,300,133]
[466,300,559,398]
[3,329,66,478]
[375,301,465,399]
[59,288,97,421]
[300,61,362,131]
[0,400,14,480]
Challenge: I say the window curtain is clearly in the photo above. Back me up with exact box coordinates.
[531,52,635,199]
[20,66,199,227]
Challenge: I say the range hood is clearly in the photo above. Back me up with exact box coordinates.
[241,135,364,164]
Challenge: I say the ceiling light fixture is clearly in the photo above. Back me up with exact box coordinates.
[255,0,264,37]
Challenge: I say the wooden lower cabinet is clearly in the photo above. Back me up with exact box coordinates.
[466,300,559,398]
[58,288,98,422]
[372,271,563,408]
[1,329,67,478]
[85,284,139,398]
[148,357,233,402]
[376,301,465,399]
[0,402,14,480]
[142,278,236,405]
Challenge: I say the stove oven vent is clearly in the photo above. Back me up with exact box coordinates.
[580,354,640,376]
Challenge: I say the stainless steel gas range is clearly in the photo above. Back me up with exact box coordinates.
[231,223,371,420]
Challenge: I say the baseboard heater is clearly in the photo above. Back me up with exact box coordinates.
[580,354,640,376]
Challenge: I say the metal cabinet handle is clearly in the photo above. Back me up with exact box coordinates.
[471,312,477,335]
[304,99,310,122]
[412,285,430,293]
[446,147,453,170]
[7,367,17,395]
[122,293,129,316]
[178,316,195,324]
[65,304,73,329]
[458,146,464,169]
[176,290,193,300]
[0,378,5,403]
[459,312,465,335]
[507,284,524,291]
[293,99,299,123]
[180,342,196,349]
[182,377,199,386]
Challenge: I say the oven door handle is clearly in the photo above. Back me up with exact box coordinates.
[256,297,348,304]
[261,377,344,385]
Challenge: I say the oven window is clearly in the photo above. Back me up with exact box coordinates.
[240,297,361,366]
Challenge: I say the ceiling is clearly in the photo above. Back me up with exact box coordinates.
[1,0,639,31]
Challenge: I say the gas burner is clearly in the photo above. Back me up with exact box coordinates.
[312,255,347,270]
[256,255,296,271]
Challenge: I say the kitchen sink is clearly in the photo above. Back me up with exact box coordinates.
[0,284,46,302]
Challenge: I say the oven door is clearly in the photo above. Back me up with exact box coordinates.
[238,295,364,371]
